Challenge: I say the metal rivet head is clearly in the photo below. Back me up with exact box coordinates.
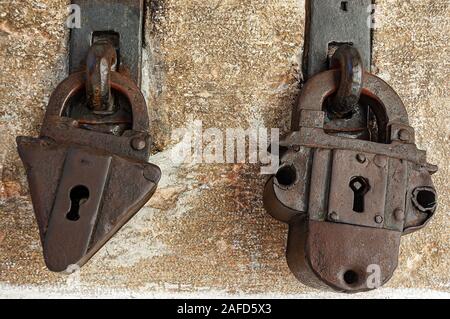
[329,212,339,222]
[373,155,387,168]
[375,215,384,224]
[356,154,366,163]
[394,209,405,221]
[131,137,146,151]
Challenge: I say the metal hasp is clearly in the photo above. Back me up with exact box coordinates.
[302,0,372,79]
[16,0,161,272]
[264,0,438,293]
[70,0,144,85]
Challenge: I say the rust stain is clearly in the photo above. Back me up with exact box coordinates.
[0,0,448,295]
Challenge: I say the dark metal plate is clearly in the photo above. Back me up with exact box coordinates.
[69,0,144,85]
[303,0,372,79]
[44,148,112,272]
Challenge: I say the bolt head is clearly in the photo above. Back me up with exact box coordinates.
[375,215,384,224]
[373,155,387,168]
[356,154,366,163]
[329,212,339,222]
[131,137,147,151]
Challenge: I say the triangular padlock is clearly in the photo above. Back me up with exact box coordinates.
[17,136,160,272]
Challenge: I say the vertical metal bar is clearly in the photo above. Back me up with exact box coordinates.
[302,0,372,80]
[69,0,144,86]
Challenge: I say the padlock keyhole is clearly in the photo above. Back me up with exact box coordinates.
[66,185,90,221]
[349,177,370,213]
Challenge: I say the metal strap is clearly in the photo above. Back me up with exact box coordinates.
[69,0,144,86]
[303,0,373,80]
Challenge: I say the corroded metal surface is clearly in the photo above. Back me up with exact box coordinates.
[70,0,144,85]
[303,0,372,78]
[329,45,364,115]
[16,66,161,271]
[264,69,438,292]
[15,3,161,272]
[0,0,448,297]
[85,40,117,113]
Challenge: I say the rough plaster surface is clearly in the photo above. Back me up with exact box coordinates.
[0,0,449,298]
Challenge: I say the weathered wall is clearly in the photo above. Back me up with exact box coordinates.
[0,0,448,297]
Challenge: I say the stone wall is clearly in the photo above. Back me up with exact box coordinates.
[0,0,448,297]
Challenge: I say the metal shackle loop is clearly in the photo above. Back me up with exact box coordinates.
[43,71,150,134]
[295,69,410,128]
[85,40,118,114]
[330,44,364,117]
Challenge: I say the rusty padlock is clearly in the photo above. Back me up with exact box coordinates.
[17,40,161,272]
[264,48,438,292]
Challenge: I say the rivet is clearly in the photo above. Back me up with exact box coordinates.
[356,153,366,163]
[131,137,146,151]
[375,215,384,224]
[329,212,339,222]
[373,155,387,168]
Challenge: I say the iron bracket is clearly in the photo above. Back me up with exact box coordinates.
[303,0,373,80]
[69,0,144,86]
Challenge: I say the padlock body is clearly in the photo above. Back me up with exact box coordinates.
[17,137,160,272]
[263,70,437,292]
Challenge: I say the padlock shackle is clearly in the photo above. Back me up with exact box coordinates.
[85,40,118,114]
[292,70,410,131]
[43,71,150,133]
[329,45,364,117]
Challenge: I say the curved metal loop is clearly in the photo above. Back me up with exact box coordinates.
[292,69,410,130]
[86,40,117,114]
[43,71,150,133]
[330,44,364,117]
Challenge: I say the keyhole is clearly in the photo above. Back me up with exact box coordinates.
[66,185,90,221]
[341,1,348,11]
[349,177,370,213]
